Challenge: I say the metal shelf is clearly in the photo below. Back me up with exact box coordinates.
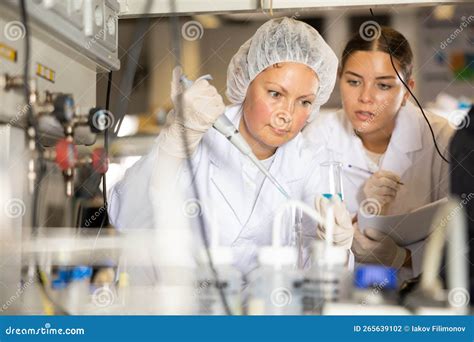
[117,0,469,18]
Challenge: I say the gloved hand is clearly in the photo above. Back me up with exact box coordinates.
[314,195,354,249]
[351,225,408,269]
[362,170,401,214]
[160,66,225,158]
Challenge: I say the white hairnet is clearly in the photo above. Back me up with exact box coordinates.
[226,17,338,121]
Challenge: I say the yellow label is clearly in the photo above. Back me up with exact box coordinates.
[0,43,17,62]
[36,63,55,83]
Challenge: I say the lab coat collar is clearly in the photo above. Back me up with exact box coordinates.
[388,101,423,154]
[323,109,355,155]
[380,101,423,176]
[325,103,423,154]
[323,103,424,178]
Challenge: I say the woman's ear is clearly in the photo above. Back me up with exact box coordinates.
[402,78,415,106]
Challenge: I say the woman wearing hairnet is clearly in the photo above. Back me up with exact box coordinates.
[108,18,353,276]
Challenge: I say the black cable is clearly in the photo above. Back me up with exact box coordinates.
[98,71,113,229]
[20,0,70,315]
[20,0,43,232]
[168,3,232,315]
[75,204,82,228]
[369,8,450,164]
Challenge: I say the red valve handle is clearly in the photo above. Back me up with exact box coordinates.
[55,139,77,170]
[92,148,108,174]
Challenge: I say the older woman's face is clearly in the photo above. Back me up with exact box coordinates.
[241,62,319,157]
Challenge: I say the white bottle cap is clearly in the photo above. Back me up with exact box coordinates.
[199,247,233,266]
[327,246,348,265]
[258,246,297,267]
[311,241,348,266]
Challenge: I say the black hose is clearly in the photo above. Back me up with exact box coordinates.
[370,8,450,164]
[168,2,232,315]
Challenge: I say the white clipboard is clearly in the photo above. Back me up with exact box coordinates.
[357,197,448,246]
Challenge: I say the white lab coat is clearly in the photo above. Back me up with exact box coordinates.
[302,101,454,278]
[108,105,323,277]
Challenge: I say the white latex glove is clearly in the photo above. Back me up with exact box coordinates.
[160,66,225,158]
[314,195,354,249]
[362,170,401,213]
[352,225,408,269]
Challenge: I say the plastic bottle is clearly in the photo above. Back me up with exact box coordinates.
[197,247,242,315]
[63,266,92,314]
[302,241,352,314]
[247,246,303,315]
